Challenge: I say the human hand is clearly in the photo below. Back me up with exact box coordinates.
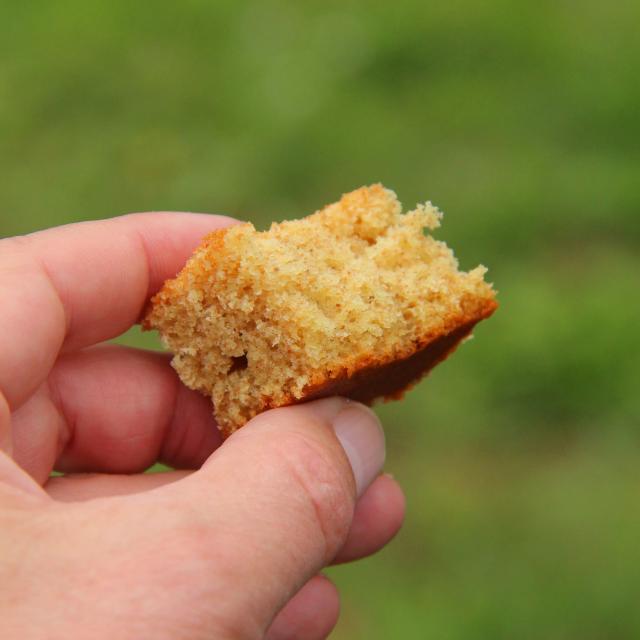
[0,213,405,639]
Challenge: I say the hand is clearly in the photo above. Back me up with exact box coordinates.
[0,213,405,639]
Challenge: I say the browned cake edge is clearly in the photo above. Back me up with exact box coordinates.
[143,227,237,321]
[216,299,497,438]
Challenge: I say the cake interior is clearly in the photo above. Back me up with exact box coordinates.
[146,185,496,433]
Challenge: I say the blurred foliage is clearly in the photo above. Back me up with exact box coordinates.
[1,1,640,638]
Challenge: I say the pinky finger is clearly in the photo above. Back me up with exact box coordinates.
[266,575,340,640]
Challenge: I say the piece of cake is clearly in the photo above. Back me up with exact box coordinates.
[144,184,497,437]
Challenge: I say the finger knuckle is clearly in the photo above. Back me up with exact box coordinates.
[274,427,355,562]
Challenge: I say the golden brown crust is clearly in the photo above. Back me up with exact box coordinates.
[217,300,497,438]
[143,227,238,330]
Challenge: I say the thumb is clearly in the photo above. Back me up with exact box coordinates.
[169,397,385,636]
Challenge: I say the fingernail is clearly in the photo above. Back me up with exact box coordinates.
[331,403,385,497]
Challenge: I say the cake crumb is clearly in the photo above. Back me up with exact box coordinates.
[144,184,498,437]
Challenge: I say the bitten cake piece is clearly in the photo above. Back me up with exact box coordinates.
[144,184,497,437]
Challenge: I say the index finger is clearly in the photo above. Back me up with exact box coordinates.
[0,212,237,410]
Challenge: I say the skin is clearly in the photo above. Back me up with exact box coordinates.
[0,213,405,639]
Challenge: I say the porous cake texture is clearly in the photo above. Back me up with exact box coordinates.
[144,184,497,437]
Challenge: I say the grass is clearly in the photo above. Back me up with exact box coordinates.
[2,1,639,637]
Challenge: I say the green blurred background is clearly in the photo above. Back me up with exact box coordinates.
[2,1,640,637]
